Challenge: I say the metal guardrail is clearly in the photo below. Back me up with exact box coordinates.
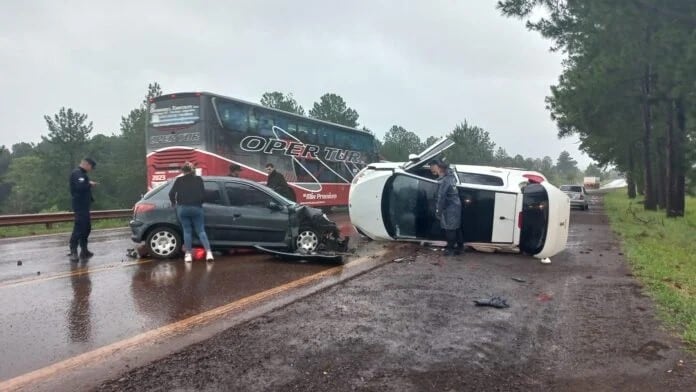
[0,209,132,228]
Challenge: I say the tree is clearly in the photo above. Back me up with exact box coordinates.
[556,151,579,183]
[42,107,93,176]
[0,146,11,207]
[309,93,359,127]
[498,0,696,216]
[3,156,53,213]
[260,91,305,115]
[424,136,440,147]
[444,122,496,165]
[10,142,35,159]
[380,125,424,161]
[494,147,511,166]
[585,163,602,178]
[118,82,163,207]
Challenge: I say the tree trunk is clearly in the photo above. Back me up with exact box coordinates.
[667,98,687,217]
[656,136,666,210]
[665,100,675,215]
[640,65,657,210]
[627,148,637,199]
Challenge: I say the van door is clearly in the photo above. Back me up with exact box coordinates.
[491,192,517,243]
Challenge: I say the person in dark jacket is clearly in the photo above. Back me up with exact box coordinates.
[168,162,214,263]
[69,158,97,262]
[265,163,297,202]
[430,159,463,256]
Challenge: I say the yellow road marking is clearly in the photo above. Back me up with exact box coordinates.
[0,259,154,289]
[0,257,372,392]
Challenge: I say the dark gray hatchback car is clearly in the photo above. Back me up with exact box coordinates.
[130,176,345,259]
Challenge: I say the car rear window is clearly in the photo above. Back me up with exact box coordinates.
[457,172,504,186]
[560,185,583,192]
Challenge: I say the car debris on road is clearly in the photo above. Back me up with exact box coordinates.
[474,296,510,309]
[253,245,346,264]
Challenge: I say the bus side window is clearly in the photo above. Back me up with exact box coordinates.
[274,115,289,135]
[258,113,274,137]
[320,127,334,145]
[287,122,297,135]
[248,108,259,133]
[308,127,318,144]
[220,103,248,133]
[298,122,309,141]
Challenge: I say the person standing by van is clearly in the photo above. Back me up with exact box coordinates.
[168,162,214,262]
[430,159,463,256]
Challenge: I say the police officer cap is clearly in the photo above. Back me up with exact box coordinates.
[84,157,97,168]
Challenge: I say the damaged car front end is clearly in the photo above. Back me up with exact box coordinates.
[290,204,349,253]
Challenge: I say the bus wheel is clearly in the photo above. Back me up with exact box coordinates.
[146,226,182,259]
[295,228,320,253]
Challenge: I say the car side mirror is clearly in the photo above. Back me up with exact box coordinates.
[408,153,419,161]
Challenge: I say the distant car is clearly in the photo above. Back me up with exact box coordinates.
[560,185,589,210]
[348,138,570,261]
[130,176,345,259]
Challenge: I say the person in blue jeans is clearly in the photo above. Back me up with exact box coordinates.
[168,162,214,262]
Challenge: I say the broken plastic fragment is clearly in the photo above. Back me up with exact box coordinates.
[474,296,510,309]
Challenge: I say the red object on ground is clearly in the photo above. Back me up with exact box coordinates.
[192,247,206,261]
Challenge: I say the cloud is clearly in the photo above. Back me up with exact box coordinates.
[0,0,591,166]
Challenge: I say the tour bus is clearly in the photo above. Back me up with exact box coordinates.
[146,92,379,207]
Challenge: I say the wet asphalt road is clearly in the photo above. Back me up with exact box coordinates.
[96,195,696,391]
[0,212,355,382]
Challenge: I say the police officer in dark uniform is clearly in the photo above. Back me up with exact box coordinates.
[69,158,97,262]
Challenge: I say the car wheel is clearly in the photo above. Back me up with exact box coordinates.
[146,226,182,259]
[295,228,320,252]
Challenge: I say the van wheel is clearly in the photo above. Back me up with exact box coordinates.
[295,228,320,253]
[146,226,182,259]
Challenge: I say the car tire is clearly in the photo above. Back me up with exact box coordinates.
[295,228,320,253]
[146,226,182,259]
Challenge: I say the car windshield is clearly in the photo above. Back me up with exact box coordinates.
[560,185,582,193]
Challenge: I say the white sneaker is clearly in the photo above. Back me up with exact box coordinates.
[184,252,192,263]
[206,251,214,262]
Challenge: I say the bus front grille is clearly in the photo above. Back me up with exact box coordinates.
[151,149,198,170]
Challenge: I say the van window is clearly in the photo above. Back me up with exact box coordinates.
[457,172,504,186]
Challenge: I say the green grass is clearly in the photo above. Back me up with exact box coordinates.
[0,218,130,239]
[604,191,696,345]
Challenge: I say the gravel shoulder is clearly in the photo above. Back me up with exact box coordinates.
[96,199,696,391]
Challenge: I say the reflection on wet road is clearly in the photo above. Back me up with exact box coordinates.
[0,212,355,381]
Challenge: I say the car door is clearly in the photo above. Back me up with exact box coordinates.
[491,192,517,243]
[222,182,290,245]
[201,181,229,241]
[402,137,455,172]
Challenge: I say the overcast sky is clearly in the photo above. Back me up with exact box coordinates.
[0,0,591,168]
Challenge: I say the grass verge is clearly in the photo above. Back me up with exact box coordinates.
[604,191,696,345]
[0,218,129,239]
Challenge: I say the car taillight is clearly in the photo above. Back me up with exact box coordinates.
[523,174,545,184]
[518,211,523,229]
[134,203,156,215]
